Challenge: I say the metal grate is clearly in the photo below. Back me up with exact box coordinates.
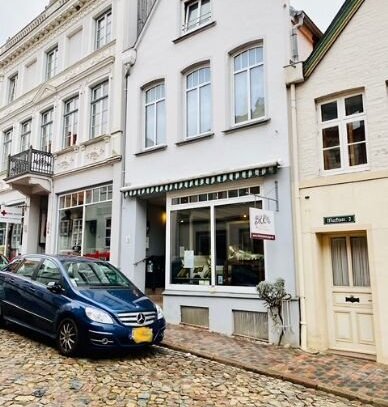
[233,310,268,341]
[181,306,209,328]
[116,311,156,327]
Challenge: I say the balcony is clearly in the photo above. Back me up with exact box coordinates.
[5,148,54,195]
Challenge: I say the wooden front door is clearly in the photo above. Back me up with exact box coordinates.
[326,235,375,355]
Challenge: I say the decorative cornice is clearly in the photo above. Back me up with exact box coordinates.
[303,0,365,79]
[0,0,94,69]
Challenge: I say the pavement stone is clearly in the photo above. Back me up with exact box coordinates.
[0,326,375,406]
[163,324,388,406]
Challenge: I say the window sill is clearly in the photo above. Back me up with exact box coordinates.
[135,144,167,156]
[82,134,111,147]
[54,145,76,157]
[223,118,271,134]
[176,132,214,146]
[173,21,216,44]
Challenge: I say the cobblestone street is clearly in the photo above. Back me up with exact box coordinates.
[0,327,373,407]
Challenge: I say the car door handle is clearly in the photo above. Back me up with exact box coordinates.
[8,278,16,284]
[26,286,36,293]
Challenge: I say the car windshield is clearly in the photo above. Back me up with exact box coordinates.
[62,260,134,289]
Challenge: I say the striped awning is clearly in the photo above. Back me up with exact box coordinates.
[122,162,279,198]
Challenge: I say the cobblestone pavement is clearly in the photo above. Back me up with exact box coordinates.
[164,325,388,406]
[0,327,373,407]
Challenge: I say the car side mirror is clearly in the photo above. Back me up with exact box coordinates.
[47,281,64,294]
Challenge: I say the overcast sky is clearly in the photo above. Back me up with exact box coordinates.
[0,0,345,46]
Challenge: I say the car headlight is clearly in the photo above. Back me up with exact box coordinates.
[156,304,164,320]
[85,307,114,324]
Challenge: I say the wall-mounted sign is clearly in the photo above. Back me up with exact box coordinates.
[323,215,355,225]
[249,207,275,240]
[0,205,23,224]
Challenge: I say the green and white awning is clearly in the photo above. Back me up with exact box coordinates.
[121,162,279,198]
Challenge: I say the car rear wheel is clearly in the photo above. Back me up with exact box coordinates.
[57,318,81,357]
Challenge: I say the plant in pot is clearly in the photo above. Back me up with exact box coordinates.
[257,278,291,346]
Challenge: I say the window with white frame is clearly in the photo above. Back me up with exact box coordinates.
[183,0,211,32]
[11,223,22,249]
[41,108,53,153]
[63,96,79,147]
[46,46,58,80]
[233,45,265,124]
[8,73,18,103]
[95,9,112,49]
[90,81,109,138]
[20,119,31,152]
[2,129,12,171]
[186,67,211,138]
[144,82,166,148]
[169,185,264,287]
[105,217,111,248]
[319,94,367,172]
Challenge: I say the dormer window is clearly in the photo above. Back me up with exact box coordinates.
[183,0,211,33]
[8,74,18,103]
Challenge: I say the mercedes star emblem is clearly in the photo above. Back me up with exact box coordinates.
[137,313,146,325]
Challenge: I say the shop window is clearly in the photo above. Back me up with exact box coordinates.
[319,94,367,172]
[169,188,265,287]
[215,202,264,287]
[57,184,112,260]
[170,207,211,285]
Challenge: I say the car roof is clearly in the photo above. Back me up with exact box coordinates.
[15,254,107,263]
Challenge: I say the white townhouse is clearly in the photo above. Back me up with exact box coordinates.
[290,0,388,363]
[120,0,320,344]
[0,0,152,265]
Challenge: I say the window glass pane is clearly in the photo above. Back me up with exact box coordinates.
[347,120,365,143]
[228,190,238,198]
[35,260,61,286]
[345,95,363,116]
[323,148,341,170]
[234,71,248,123]
[250,65,265,119]
[322,126,340,148]
[200,83,211,133]
[187,89,198,137]
[331,237,349,286]
[215,203,264,287]
[83,201,112,260]
[351,237,370,287]
[348,143,367,167]
[200,0,211,22]
[187,2,199,30]
[17,258,40,279]
[170,207,211,285]
[189,195,198,203]
[321,101,338,122]
[241,51,248,69]
[58,208,83,254]
[146,104,155,147]
[156,100,166,144]
[234,54,242,72]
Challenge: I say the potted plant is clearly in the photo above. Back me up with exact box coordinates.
[257,278,291,345]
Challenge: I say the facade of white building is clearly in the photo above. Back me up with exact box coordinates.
[292,0,388,363]
[0,0,151,265]
[120,0,319,344]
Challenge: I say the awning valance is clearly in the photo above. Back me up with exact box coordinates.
[121,162,279,198]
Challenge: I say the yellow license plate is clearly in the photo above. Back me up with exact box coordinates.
[132,327,153,344]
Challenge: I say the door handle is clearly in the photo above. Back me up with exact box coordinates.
[345,295,360,303]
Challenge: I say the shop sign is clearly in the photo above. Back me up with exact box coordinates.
[0,205,22,224]
[323,215,355,225]
[249,207,275,240]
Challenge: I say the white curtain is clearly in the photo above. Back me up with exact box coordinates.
[331,238,349,286]
[351,237,370,287]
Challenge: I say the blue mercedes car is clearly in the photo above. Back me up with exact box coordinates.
[0,254,166,356]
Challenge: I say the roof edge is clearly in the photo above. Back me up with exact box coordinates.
[303,0,365,78]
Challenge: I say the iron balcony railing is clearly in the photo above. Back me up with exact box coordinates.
[6,147,54,180]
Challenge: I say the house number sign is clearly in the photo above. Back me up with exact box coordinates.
[323,215,355,225]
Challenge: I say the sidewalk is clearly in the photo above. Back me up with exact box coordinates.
[162,324,388,407]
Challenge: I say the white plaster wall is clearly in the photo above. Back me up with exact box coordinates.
[124,0,293,188]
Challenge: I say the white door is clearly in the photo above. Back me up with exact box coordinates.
[327,235,375,355]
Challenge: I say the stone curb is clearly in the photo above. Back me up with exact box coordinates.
[161,341,388,407]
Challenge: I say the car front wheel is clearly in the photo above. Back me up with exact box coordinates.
[57,318,81,357]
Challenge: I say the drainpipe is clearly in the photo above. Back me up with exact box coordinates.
[117,49,137,268]
[290,82,307,351]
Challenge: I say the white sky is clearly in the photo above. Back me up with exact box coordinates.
[0,1,345,46]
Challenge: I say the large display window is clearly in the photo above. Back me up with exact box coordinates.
[169,185,265,288]
[58,184,112,260]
